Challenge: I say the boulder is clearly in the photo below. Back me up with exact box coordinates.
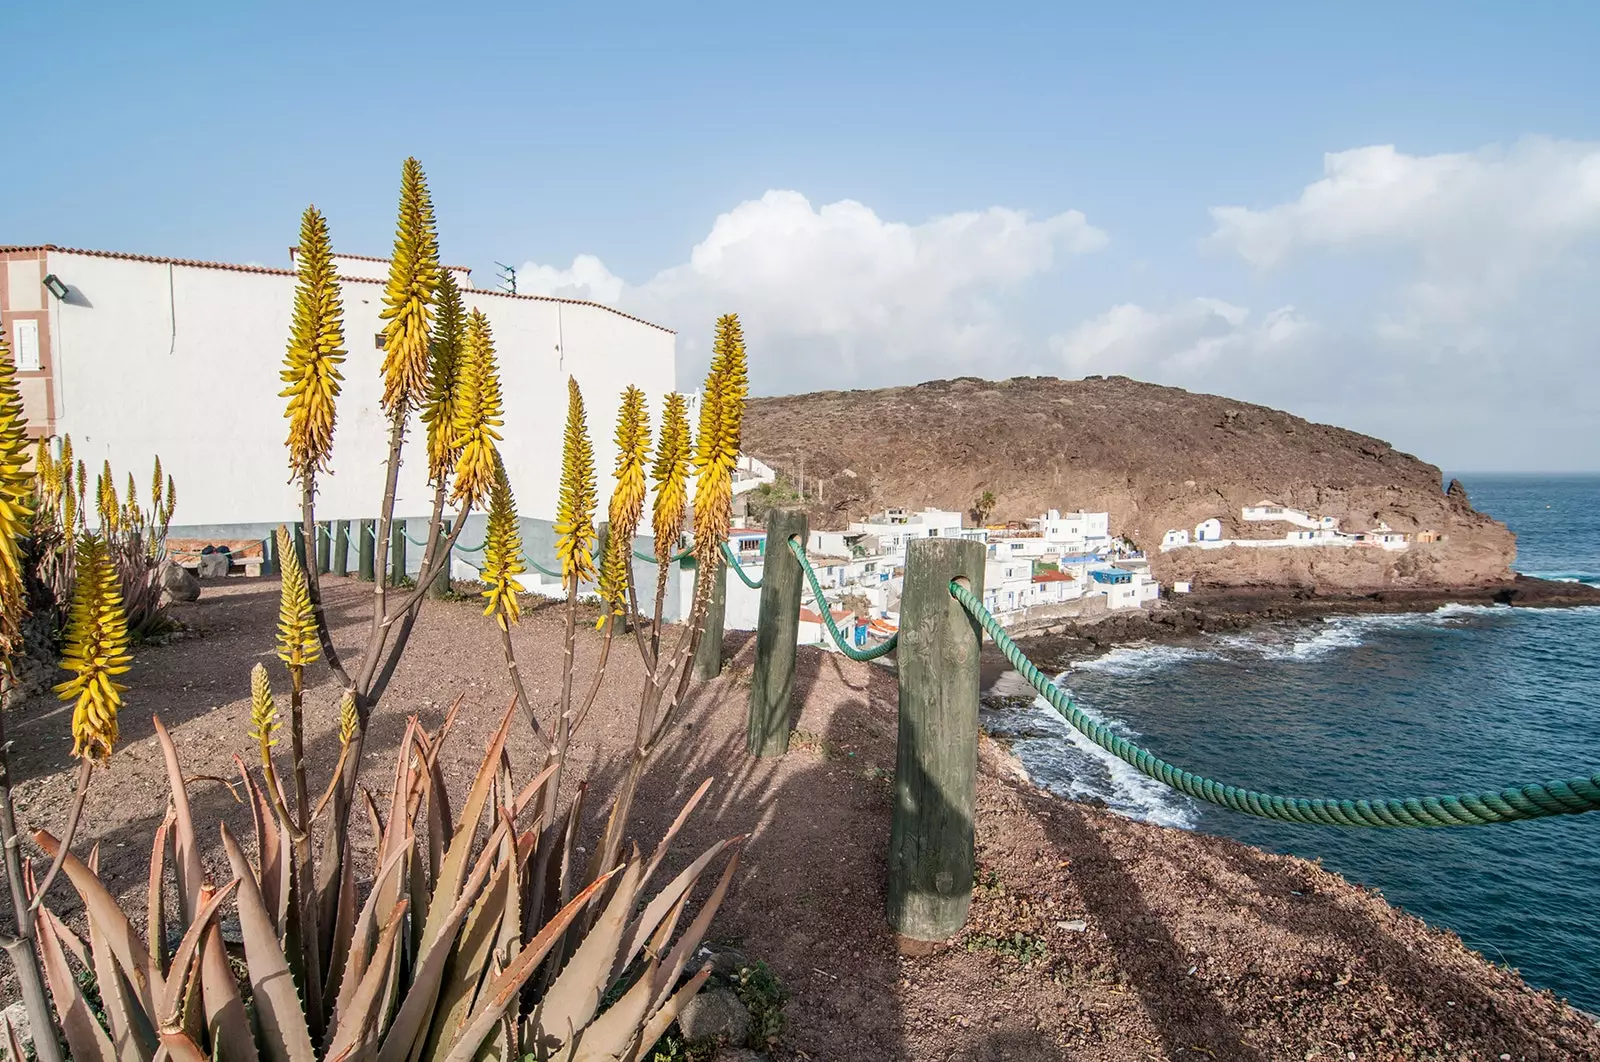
[163,563,202,601]
[678,986,751,1045]
[694,942,751,981]
[197,552,231,579]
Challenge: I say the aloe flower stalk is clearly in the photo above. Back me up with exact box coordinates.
[378,157,439,416]
[450,310,504,510]
[281,205,346,477]
[55,534,131,763]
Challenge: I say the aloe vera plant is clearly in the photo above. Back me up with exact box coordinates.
[26,701,739,1062]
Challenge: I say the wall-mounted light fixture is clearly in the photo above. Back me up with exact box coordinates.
[42,274,68,300]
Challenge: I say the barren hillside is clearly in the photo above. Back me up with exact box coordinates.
[742,375,1515,590]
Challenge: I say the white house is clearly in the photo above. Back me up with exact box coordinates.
[1242,502,1337,530]
[1,243,675,538]
[1161,528,1190,549]
[983,558,1036,613]
[847,507,965,560]
[1195,518,1223,542]
[1031,509,1111,551]
[798,606,857,650]
[987,533,1054,561]
[1030,569,1083,605]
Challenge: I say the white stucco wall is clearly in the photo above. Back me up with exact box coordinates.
[44,251,674,530]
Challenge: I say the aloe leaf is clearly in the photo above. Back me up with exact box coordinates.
[147,811,173,979]
[534,860,642,1047]
[38,907,118,1062]
[159,881,239,1029]
[151,716,203,923]
[323,900,409,1061]
[618,838,735,977]
[33,829,161,1014]
[87,885,158,1062]
[200,918,258,1062]
[220,825,317,1062]
[440,870,619,1062]
[624,967,710,1062]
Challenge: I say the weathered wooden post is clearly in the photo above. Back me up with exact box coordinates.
[390,519,408,587]
[887,537,986,940]
[746,507,807,757]
[316,521,331,574]
[428,518,453,599]
[357,519,375,582]
[332,520,349,577]
[693,554,728,680]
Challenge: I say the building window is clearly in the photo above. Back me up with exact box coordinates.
[13,319,40,371]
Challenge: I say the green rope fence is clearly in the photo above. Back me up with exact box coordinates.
[948,580,1600,827]
[635,547,693,564]
[787,537,899,662]
[720,542,763,589]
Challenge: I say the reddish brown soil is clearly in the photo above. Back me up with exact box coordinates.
[6,577,1598,1061]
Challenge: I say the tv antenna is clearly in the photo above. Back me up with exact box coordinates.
[493,262,517,295]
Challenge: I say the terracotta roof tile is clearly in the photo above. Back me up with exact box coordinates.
[1,244,675,334]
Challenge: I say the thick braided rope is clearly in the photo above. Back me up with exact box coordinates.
[634,547,693,564]
[949,581,1600,827]
[787,537,899,662]
[719,542,763,589]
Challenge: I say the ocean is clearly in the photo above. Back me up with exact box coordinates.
[987,474,1600,1012]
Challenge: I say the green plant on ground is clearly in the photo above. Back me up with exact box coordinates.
[733,961,787,1049]
[965,930,1050,965]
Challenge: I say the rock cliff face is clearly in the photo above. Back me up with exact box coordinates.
[742,375,1515,590]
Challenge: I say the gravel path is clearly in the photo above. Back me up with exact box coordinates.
[6,576,1598,1060]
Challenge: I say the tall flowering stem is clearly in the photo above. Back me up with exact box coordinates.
[0,327,32,660]
[282,206,345,478]
[598,386,650,632]
[450,310,504,511]
[482,454,544,745]
[421,270,467,486]
[595,314,748,876]
[649,391,692,656]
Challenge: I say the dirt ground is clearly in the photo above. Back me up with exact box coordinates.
[6,577,1599,1061]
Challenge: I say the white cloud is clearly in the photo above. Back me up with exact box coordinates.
[519,189,1106,391]
[1050,299,1309,382]
[1208,137,1600,322]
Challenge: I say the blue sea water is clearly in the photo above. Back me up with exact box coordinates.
[992,475,1600,1012]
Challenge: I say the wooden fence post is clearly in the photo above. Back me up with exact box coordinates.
[316,521,331,574]
[332,520,349,577]
[746,507,807,757]
[693,554,727,680]
[390,519,408,587]
[428,518,453,599]
[357,519,375,582]
[887,537,986,940]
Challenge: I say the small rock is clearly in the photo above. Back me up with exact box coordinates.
[678,985,751,1044]
[713,1049,766,1062]
[162,563,202,602]
[1,1001,31,1049]
[197,552,231,579]
[1057,919,1088,932]
[694,942,752,981]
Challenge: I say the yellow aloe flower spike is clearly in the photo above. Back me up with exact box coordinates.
[421,270,467,485]
[274,525,320,668]
[162,474,176,525]
[97,460,118,533]
[691,314,749,572]
[61,459,77,533]
[281,205,346,478]
[55,533,131,763]
[651,392,692,561]
[33,438,57,499]
[0,326,35,658]
[449,309,504,509]
[338,690,358,746]
[248,663,281,749]
[481,453,526,629]
[151,456,163,510]
[378,157,440,416]
[597,386,650,619]
[553,376,597,584]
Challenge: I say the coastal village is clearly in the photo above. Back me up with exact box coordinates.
[1160,502,1437,553]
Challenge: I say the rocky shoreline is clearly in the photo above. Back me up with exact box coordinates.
[983,574,1600,681]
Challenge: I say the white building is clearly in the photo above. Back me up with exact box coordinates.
[1031,509,1111,551]
[798,606,858,650]
[847,507,965,560]
[983,558,1036,613]
[1195,518,1223,542]
[1161,528,1190,549]
[1242,502,1338,530]
[1,244,675,538]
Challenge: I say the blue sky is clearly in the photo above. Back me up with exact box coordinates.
[7,2,1599,469]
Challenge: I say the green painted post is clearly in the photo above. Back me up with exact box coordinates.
[428,519,453,599]
[746,507,807,757]
[332,520,349,577]
[264,535,278,577]
[887,538,987,941]
[316,520,331,574]
[357,519,375,582]
[292,521,308,570]
[390,519,408,586]
[693,555,728,680]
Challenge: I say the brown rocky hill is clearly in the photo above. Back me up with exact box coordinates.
[741,375,1515,590]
